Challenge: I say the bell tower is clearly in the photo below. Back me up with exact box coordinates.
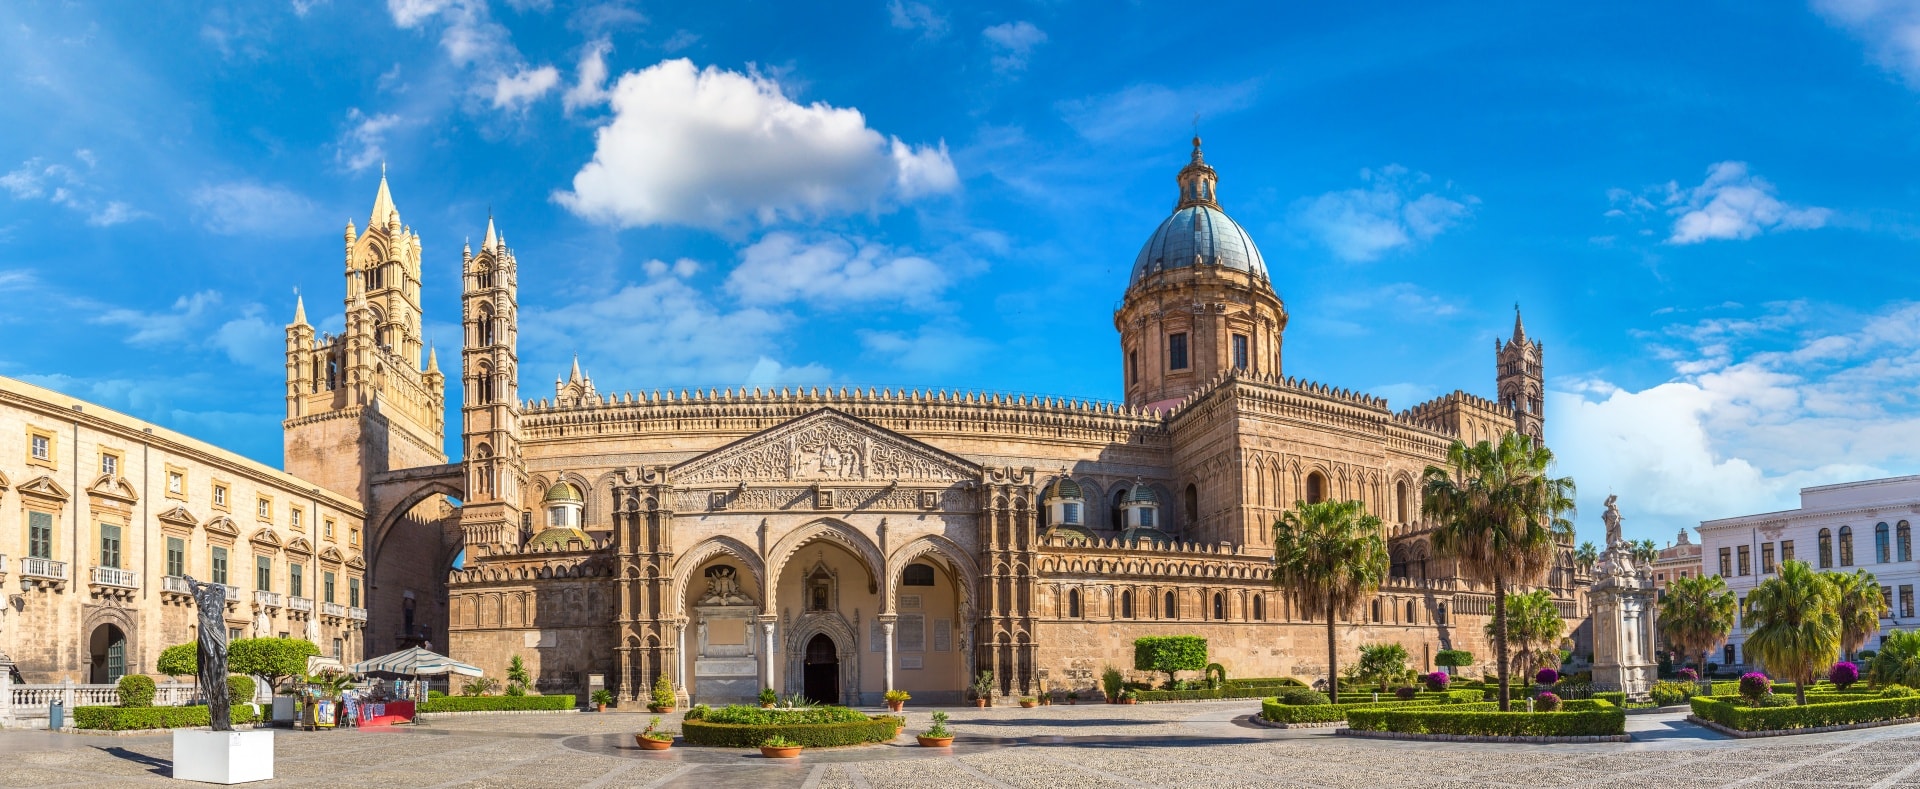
[458,217,526,550]
[1496,307,1545,445]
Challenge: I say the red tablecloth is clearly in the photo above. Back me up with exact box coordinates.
[355,700,416,726]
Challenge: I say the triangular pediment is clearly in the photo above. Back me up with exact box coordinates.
[0,469,11,491]
[319,546,345,564]
[205,516,241,538]
[17,475,69,501]
[286,537,314,556]
[672,408,977,485]
[157,506,200,528]
[345,553,366,570]
[249,528,283,551]
[87,474,139,504]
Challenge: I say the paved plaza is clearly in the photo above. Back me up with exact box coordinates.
[6,701,1920,788]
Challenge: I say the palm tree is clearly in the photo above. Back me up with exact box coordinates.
[1492,589,1565,673]
[1658,574,1737,687]
[1826,568,1887,661]
[1421,431,1576,711]
[1745,559,1841,705]
[1633,539,1660,566]
[1868,630,1920,688]
[1575,542,1599,572]
[1272,499,1390,705]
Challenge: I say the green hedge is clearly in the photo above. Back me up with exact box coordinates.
[1261,697,1445,724]
[682,714,903,748]
[1594,691,1625,707]
[1134,682,1308,702]
[74,705,262,731]
[418,694,576,713]
[1347,699,1625,737]
[702,705,868,725]
[1689,694,1920,731]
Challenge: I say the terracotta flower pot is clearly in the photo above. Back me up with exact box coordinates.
[886,701,904,712]
[635,734,673,750]
[649,705,674,714]
[916,735,954,747]
[1123,698,1137,705]
[595,704,606,712]
[972,699,987,708]
[760,745,803,759]
[761,703,775,709]
[1019,700,1036,708]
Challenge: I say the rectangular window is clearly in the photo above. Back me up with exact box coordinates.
[211,547,229,585]
[1232,333,1249,369]
[1062,502,1080,524]
[1904,585,1915,619]
[229,627,243,644]
[213,484,228,508]
[1781,540,1795,563]
[290,564,304,598]
[99,523,121,569]
[1127,349,1138,385]
[1168,332,1188,370]
[167,471,184,496]
[1719,547,1732,578]
[349,526,360,547]
[30,433,50,460]
[324,519,335,540]
[349,577,361,608]
[257,498,271,520]
[100,453,117,476]
[290,508,302,531]
[332,638,343,659]
[1140,507,1155,528]
[28,511,54,560]
[1761,542,1775,574]
[324,572,336,603]
[1884,586,1895,615]
[256,556,272,592]
[1737,545,1750,576]
[166,537,185,578]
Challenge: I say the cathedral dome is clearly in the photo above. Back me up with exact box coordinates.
[543,482,583,504]
[528,527,591,549]
[1128,138,1271,291]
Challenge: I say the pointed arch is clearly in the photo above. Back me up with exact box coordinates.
[672,535,767,610]
[766,518,886,614]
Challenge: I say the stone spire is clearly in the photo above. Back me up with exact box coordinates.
[1174,136,1220,211]
[293,294,308,326]
[370,165,399,228]
[426,345,441,374]
[482,214,498,251]
[1511,304,1529,346]
[569,354,584,382]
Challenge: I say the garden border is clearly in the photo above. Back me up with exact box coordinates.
[1686,714,1920,739]
[1248,714,1343,729]
[1337,728,1630,744]
[416,709,581,720]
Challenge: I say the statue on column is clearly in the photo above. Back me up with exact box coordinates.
[1603,494,1623,547]
[184,576,233,731]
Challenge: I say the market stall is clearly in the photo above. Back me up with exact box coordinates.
[346,648,484,727]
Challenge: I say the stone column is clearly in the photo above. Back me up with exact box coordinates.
[759,617,777,694]
[880,615,897,692]
[0,651,13,727]
[673,619,688,705]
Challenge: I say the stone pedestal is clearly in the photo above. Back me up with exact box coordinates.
[692,603,760,704]
[1591,543,1658,701]
[172,730,274,784]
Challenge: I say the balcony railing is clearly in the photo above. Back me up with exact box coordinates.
[163,575,193,594]
[347,606,368,621]
[322,602,348,618]
[288,597,314,613]
[89,566,139,588]
[223,584,242,601]
[254,590,283,608]
[21,556,68,580]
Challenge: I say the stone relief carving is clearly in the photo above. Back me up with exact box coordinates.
[674,411,975,485]
[677,487,975,513]
[698,565,754,605]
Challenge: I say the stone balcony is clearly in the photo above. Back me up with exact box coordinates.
[87,567,138,601]
[20,556,68,591]
[160,574,193,604]
[288,596,314,615]
[347,606,368,622]
[253,590,283,612]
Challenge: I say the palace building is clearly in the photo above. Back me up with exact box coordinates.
[276,139,1590,705]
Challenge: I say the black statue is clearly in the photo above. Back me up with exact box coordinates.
[183,575,233,731]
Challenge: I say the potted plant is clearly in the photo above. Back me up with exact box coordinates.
[884,688,910,712]
[970,670,994,708]
[1018,696,1037,708]
[916,711,954,747]
[635,716,675,750]
[1119,688,1137,705]
[759,735,803,759]
[591,689,613,712]
[647,674,675,714]
[758,687,778,708]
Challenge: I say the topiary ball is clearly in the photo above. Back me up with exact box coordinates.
[1394,686,1418,700]
[1881,685,1916,699]
[1534,668,1560,685]
[1423,671,1451,691]
[1277,688,1330,706]
[1677,667,1699,682]
[1738,672,1771,703]
[116,674,157,708]
[1533,691,1562,712]
[1829,661,1860,690]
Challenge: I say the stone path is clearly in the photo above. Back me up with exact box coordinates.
[5,702,1920,787]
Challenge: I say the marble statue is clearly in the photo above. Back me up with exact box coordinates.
[698,565,752,605]
[1603,494,1623,547]
[183,576,233,731]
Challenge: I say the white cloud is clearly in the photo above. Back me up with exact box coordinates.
[1291,165,1476,262]
[889,0,948,38]
[568,1,646,34]
[1656,161,1830,245]
[554,59,958,230]
[0,152,145,226]
[189,181,320,235]
[521,257,830,388]
[1551,300,1920,544]
[563,39,612,112]
[1057,81,1258,144]
[1815,0,1920,88]
[491,65,560,110]
[726,233,949,308]
[335,109,404,172]
[982,21,1045,72]
[661,30,700,52]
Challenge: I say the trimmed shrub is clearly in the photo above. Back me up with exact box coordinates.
[1434,649,1473,668]
[1677,667,1700,682]
[1650,681,1695,707]
[1133,681,1320,702]
[1394,686,1418,700]
[116,675,157,708]
[682,714,902,748]
[1594,691,1626,707]
[1277,688,1329,706]
[1101,665,1124,700]
[226,675,256,702]
[1883,685,1916,698]
[157,643,197,678]
[1738,672,1772,703]
[1830,661,1860,690]
[1204,662,1228,688]
[1534,668,1560,685]
[704,705,867,725]
[1134,636,1208,686]
[1423,671,1450,691]
[1690,693,1920,731]
[1534,691,1562,711]
[74,704,262,731]
[418,694,576,713]
[227,638,320,693]
[1347,699,1625,737]
[1261,697,1445,724]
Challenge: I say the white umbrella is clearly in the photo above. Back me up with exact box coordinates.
[349,647,483,677]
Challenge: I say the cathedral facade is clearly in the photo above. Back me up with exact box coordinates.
[287,141,1589,705]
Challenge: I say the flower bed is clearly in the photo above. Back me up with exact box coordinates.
[682,705,903,748]
[73,705,262,731]
[1345,699,1625,738]
[1259,697,1445,724]
[418,694,577,713]
[1689,694,1920,732]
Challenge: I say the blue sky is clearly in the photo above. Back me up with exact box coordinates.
[4,0,1920,549]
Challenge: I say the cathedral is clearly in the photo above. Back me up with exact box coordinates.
[282,140,1589,706]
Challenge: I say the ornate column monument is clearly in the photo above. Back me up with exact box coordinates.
[173,576,273,784]
[1590,496,1658,701]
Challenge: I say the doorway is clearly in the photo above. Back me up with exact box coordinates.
[802,634,839,705]
[88,624,127,685]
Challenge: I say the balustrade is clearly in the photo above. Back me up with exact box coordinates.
[89,566,139,588]
[288,597,314,613]
[20,556,67,580]
[254,590,283,608]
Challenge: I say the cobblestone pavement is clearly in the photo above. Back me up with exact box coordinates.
[8,701,1920,788]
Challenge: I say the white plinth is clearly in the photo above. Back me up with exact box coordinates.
[172,730,274,784]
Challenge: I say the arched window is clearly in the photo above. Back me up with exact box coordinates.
[1068,588,1081,619]
[1370,599,1382,622]
[1164,591,1177,619]
[1395,480,1409,522]
[1252,595,1265,621]
[1121,590,1134,619]
[1306,472,1326,505]
[1111,487,1130,529]
[1840,525,1855,566]
[1901,521,1912,562]
[326,358,339,390]
[1878,523,1892,563]
[1184,484,1198,524]
[1434,603,1448,626]
[476,262,494,289]
[1212,593,1225,621]
[476,363,494,404]
[1406,600,1417,624]
[478,305,496,346]
[1819,528,1834,568]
